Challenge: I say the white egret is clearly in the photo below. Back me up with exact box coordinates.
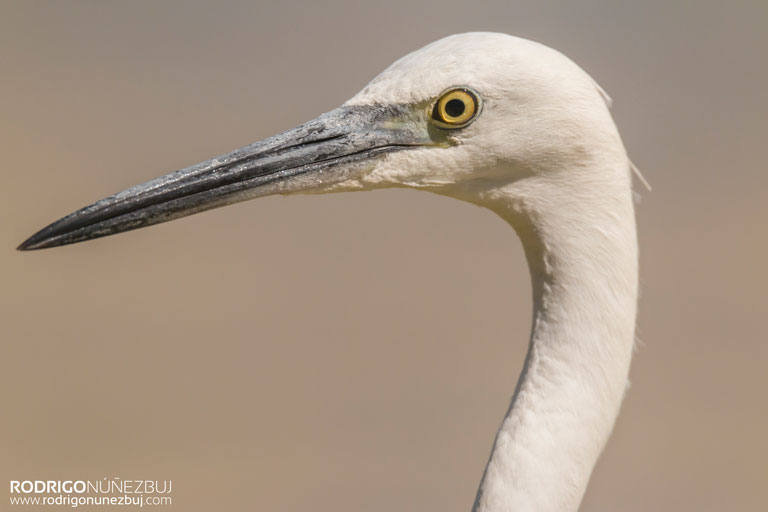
[19,33,639,512]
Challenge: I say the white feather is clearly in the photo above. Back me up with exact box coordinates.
[343,33,639,512]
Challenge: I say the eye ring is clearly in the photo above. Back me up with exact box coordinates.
[430,88,481,129]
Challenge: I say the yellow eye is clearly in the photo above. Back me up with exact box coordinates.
[431,88,479,128]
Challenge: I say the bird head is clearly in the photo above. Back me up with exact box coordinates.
[19,32,622,251]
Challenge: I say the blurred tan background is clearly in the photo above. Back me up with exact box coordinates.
[1,1,766,510]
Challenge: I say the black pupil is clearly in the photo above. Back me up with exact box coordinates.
[444,98,466,118]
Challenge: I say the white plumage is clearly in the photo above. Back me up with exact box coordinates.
[20,32,639,512]
[344,33,638,512]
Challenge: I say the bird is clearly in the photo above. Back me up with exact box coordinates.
[19,32,639,512]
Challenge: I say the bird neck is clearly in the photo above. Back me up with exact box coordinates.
[466,169,638,512]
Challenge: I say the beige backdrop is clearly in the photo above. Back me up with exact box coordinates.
[2,1,766,511]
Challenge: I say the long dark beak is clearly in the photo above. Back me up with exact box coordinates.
[18,105,431,250]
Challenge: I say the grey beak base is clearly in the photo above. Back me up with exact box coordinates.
[18,105,425,251]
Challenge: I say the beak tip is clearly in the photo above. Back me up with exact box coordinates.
[17,238,39,251]
[17,231,53,251]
